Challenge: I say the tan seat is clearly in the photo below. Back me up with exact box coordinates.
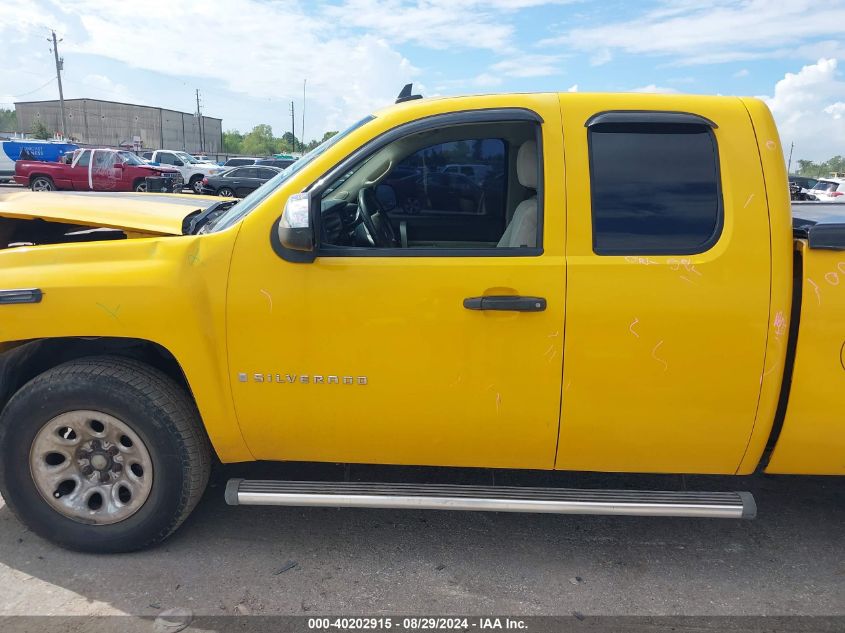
[497,140,538,248]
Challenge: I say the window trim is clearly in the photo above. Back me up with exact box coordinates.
[585,110,718,129]
[305,108,545,258]
[586,112,724,256]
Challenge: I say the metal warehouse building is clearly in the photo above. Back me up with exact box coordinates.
[14,98,222,154]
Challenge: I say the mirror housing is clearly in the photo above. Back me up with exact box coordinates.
[275,192,316,263]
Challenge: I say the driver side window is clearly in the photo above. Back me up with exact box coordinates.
[318,120,541,253]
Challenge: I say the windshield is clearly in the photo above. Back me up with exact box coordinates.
[207,115,375,233]
[119,151,146,166]
[176,151,200,164]
[812,180,839,192]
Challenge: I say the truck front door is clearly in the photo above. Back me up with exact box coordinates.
[556,96,773,474]
[69,150,92,190]
[226,99,567,469]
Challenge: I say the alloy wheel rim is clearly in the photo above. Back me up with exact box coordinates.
[33,179,52,191]
[29,410,154,525]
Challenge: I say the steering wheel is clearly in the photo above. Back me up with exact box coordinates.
[357,186,399,248]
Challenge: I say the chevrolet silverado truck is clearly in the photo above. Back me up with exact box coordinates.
[14,148,182,193]
[0,90,842,553]
[140,149,226,194]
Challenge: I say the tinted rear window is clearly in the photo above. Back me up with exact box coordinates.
[589,122,721,254]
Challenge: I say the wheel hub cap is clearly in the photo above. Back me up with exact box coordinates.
[29,410,154,525]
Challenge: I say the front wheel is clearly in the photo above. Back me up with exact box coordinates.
[134,179,148,192]
[189,176,204,194]
[31,176,55,192]
[0,357,211,552]
[217,186,235,198]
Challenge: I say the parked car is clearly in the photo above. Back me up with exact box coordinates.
[255,158,296,169]
[789,176,818,191]
[140,150,225,193]
[201,165,282,197]
[14,148,181,192]
[2,91,844,555]
[222,157,260,168]
[808,178,845,202]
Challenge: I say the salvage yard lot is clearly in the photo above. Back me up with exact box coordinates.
[0,466,842,617]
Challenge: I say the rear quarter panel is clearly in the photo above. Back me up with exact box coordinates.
[766,240,845,474]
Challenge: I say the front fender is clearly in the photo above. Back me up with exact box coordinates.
[0,228,253,462]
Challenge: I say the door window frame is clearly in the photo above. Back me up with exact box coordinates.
[585,110,725,256]
[302,108,546,258]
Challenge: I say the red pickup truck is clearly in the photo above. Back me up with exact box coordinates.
[14,148,182,193]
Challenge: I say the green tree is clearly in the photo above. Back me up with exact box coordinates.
[0,108,17,132]
[30,119,50,138]
[795,155,845,178]
[222,129,243,154]
[280,131,300,152]
[322,130,338,142]
[241,124,277,156]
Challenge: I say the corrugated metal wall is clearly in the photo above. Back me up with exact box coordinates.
[15,99,221,153]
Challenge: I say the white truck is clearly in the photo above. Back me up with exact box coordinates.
[139,149,226,193]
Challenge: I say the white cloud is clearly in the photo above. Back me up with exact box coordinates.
[541,0,845,66]
[824,102,845,119]
[473,73,503,88]
[630,84,678,94]
[590,49,612,66]
[567,84,578,92]
[762,58,845,161]
[490,54,564,78]
[733,68,749,78]
[9,0,420,136]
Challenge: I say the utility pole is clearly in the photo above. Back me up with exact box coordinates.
[50,30,67,138]
[195,89,205,153]
[787,141,794,175]
[302,79,306,153]
[290,101,295,154]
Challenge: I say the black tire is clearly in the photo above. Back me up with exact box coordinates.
[0,356,211,553]
[134,179,148,192]
[189,176,204,194]
[217,186,235,198]
[30,175,55,192]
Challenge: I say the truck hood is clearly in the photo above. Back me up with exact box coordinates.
[0,190,221,236]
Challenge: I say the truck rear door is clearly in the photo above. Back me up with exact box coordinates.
[556,95,773,474]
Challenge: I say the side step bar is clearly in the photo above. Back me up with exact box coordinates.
[225,480,756,519]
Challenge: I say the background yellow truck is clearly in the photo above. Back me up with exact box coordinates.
[0,90,841,552]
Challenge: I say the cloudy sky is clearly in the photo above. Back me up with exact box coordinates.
[1,0,843,160]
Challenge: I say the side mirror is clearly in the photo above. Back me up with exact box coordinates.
[375,184,398,212]
[275,192,315,263]
[113,162,124,169]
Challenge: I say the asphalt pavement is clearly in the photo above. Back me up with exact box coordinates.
[0,465,842,617]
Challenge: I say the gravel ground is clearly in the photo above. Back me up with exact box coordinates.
[0,465,842,617]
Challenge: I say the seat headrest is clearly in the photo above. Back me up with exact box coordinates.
[516,140,538,190]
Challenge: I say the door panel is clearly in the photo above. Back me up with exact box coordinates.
[556,95,772,474]
[226,101,567,469]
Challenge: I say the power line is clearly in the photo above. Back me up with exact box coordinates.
[8,77,57,99]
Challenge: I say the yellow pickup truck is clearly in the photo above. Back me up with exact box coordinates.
[0,89,842,552]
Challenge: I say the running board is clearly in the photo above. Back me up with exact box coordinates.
[225,480,756,519]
